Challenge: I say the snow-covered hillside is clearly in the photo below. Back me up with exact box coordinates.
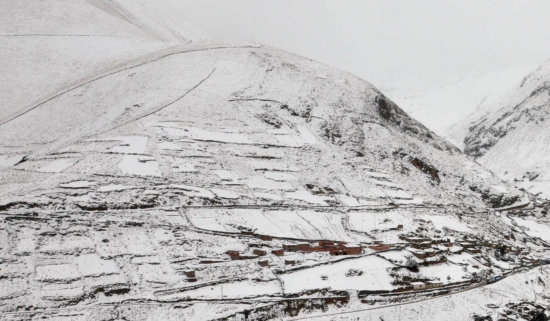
[0,40,522,209]
[0,0,206,123]
[1,1,548,320]
[457,59,550,198]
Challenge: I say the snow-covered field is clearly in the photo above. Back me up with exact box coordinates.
[297,266,550,321]
[281,255,396,293]
[513,217,550,242]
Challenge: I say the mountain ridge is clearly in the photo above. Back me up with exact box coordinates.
[459,59,550,198]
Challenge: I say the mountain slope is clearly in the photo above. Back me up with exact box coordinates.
[2,40,539,320]
[0,42,520,209]
[2,2,547,320]
[460,59,550,198]
[0,0,206,123]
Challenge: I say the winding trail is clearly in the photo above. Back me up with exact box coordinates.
[0,44,260,126]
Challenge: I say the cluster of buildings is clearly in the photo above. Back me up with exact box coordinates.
[229,231,366,264]
[400,234,485,263]
[225,240,363,263]
[281,240,362,256]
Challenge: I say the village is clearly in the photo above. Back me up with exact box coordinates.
[169,209,549,297]
[2,3,550,318]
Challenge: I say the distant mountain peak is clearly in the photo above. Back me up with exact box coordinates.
[460,59,550,198]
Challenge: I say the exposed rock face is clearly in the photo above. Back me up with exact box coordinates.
[468,184,520,209]
[411,157,441,184]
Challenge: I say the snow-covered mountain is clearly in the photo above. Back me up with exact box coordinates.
[1,1,549,320]
[383,66,534,139]
[457,59,550,198]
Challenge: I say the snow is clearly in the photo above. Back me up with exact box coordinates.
[212,169,239,182]
[297,125,319,145]
[385,65,534,137]
[171,161,198,173]
[0,2,537,318]
[372,180,402,189]
[171,184,215,198]
[0,155,25,168]
[138,264,179,284]
[14,228,36,255]
[59,180,97,189]
[349,211,471,236]
[188,208,358,241]
[254,192,283,201]
[168,126,255,145]
[446,252,476,266]
[272,134,304,148]
[0,0,186,123]
[337,194,362,206]
[377,250,410,265]
[364,170,392,179]
[0,279,26,300]
[418,263,471,283]
[3,0,145,37]
[513,217,550,242]
[158,141,180,150]
[107,0,208,42]
[310,267,550,321]
[420,214,471,233]
[382,189,413,200]
[171,279,281,300]
[517,180,550,199]
[37,159,77,173]
[396,197,424,205]
[494,196,530,211]
[75,254,120,277]
[263,171,298,182]
[245,176,295,191]
[97,184,139,192]
[284,190,330,205]
[454,59,550,197]
[281,255,396,293]
[36,264,81,282]
[109,136,149,154]
[119,231,156,257]
[251,161,299,172]
[349,211,412,232]
[489,184,509,194]
[211,188,240,199]
[39,235,95,254]
[118,155,161,176]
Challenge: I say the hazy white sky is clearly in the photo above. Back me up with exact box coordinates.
[164,0,550,132]
[170,0,550,88]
